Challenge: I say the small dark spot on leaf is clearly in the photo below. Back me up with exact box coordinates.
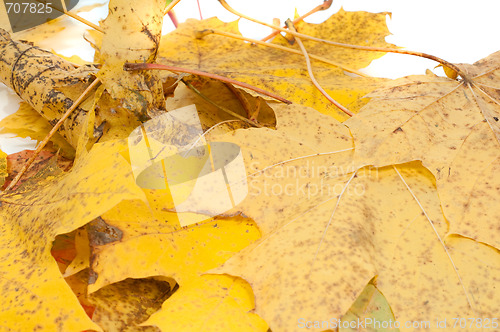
[88,270,98,284]
[88,217,123,246]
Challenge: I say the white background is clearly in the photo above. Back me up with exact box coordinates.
[1,0,499,153]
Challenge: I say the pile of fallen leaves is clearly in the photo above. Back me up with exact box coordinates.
[0,0,498,331]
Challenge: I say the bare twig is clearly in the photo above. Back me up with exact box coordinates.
[286,20,352,116]
[261,0,333,42]
[167,10,179,28]
[4,78,101,191]
[198,29,368,77]
[196,0,203,20]
[124,62,292,104]
[218,0,467,80]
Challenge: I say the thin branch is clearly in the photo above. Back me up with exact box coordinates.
[198,29,368,77]
[218,0,468,80]
[196,0,203,20]
[4,78,101,191]
[286,20,353,117]
[261,0,333,42]
[124,62,292,104]
[167,9,179,28]
[164,0,182,16]
[181,79,264,128]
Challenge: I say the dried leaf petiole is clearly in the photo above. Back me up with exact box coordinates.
[124,62,292,104]
[286,20,353,117]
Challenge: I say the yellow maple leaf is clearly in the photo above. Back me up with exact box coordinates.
[88,196,261,292]
[0,140,144,331]
[206,103,500,332]
[143,275,268,332]
[346,51,500,249]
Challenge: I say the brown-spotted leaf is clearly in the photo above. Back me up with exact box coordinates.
[157,10,391,121]
[345,51,500,249]
[89,276,174,332]
[2,149,72,191]
[206,104,499,331]
[143,275,268,332]
[64,268,175,331]
[0,140,145,331]
[88,196,261,292]
[96,0,165,120]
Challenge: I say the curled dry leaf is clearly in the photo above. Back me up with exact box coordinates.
[346,51,500,249]
[0,28,98,148]
[166,77,277,129]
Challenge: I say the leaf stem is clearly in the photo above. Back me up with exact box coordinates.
[261,0,332,42]
[164,0,182,16]
[167,9,179,28]
[218,0,469,80]
[286,20,353,117]
[4,78,101,191]
[124,62,292,104]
